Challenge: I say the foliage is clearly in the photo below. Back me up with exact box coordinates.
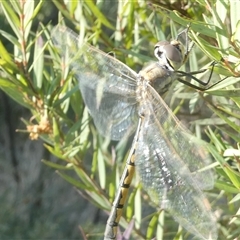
[0,0,240,239]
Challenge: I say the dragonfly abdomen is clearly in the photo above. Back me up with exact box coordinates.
[104,143,137,240]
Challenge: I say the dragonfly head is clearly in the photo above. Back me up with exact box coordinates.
[154,40,186,71]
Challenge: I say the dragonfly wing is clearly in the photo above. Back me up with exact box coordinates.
[52,26,138,140]
[144,84,214,190]
[135,85,217,239]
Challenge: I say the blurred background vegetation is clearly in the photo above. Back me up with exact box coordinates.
[0,0,240,239]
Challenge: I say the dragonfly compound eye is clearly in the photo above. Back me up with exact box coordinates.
[155,40,185,71]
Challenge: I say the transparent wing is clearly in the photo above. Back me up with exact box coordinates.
[135,85,217,239]
[139,84,214,190]
[52,26,139,140]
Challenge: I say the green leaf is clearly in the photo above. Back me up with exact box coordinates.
[32,0,44,21]
[206,77,240,92]
[0,77,31,108]
[214,0,229,50]
[230,0,240,37]
[1,1,20,38]
[52,117,62,153]
[108,180,115,204]
[44,144,67,160]
[52,0,77,25]
[74,164,99,192]
[206,103,240,133]
[223,165,240,189]
[150,4,217,38]
[33,34,44,89]
[146,213,159,239]
[229,193,240,204]
[126,187,135,222]
[98,147,106,190]
[74,172,105,206]
[216,126,240,143]
[190,31,222,61]
[0,39,18,72]
[42,159,72,170]
[206,88,240,97]
[156,211,165,240]
[23,0,34,40]
[134,187,141,230]
[215,180,239,194]
[57,170,93,191]
[84,0,114,30]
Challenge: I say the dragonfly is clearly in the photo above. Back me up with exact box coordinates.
[52,25,218,240]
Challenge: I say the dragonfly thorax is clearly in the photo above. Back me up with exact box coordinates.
[138,62,177,96]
